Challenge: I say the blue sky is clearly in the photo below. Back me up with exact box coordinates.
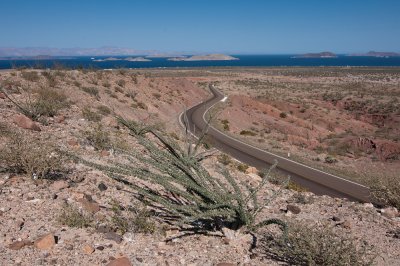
[1,0,399,54]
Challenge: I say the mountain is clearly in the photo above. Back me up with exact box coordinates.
[0,47,156,57]
[292,52,337,58]
[349,51,400,57]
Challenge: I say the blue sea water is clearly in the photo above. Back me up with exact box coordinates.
[1,55,400,69]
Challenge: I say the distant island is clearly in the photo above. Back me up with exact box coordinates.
[292,52,337,58]
[348,51,400,57]
[93,57,151,62]
[125,57,151,62]
[168,54,239,61]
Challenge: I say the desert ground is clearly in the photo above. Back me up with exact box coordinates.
[0,67,399,265]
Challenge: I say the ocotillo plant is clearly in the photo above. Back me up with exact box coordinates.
[73,114,287,233]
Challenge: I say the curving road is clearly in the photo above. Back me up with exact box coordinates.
[180,86,371,202]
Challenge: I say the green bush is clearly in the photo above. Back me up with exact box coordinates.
[81,87,99,98]
[58,203,93,228]
[0,133,64,179]
[82,107,102,122]
[85,124,111,150]
[261,222,375,265]
[240,130,257,136]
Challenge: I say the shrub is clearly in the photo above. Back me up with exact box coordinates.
[81,87,99,98]
[152,92,161,100]
[0,133,64,179]
[324,155,338,164]
[240,130,257,136]
[217,153,232,166]
[85,124,111,150]
[261,222,375,265]
[71,117,286,233]
[96,105,112,115]
[82,107,102,122]
[1,87,69,120]
[221,119,230,131]
[58,203,93,228]
[21,71,40,82]
[116,79,126,87]
[237,163,249,173]
[279,112,287,118]
[369,176,400,209]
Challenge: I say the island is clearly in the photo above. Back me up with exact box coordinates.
[292,52,337,58]
[92,57,151,62]
[168,54,239,61]
[125,57,151,62]
[348,51,400,57]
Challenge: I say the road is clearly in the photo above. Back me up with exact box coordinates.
[180,86,371,202]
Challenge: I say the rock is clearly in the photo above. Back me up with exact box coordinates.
[106,257,132,266]
[104,232,123,244]
[247,173,262,183]
[381,207,399,219]
[78,195,100,213]
[96,246,105,251]
[216,263,236,266]
[100,150,110,157]
[67,139,79,146]
[363,203,374,208]
[83,244,95,254]
[245,166,258,175]
[13,114,41,131]
[332,216,341,222]
[8,240,32,250]
[50,180,69,191]
[340,220,351,229]
[287,204,301,214]
[34,233,56,250]
[54,115,65,123]
[98,182,108,191]
[0,92,6,99]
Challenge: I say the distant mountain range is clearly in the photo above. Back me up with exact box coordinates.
[348,51,400,57]
[0,47,156,57]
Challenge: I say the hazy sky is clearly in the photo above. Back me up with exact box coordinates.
[1,0,399,54]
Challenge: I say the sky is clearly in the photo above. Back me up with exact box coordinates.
[0,0,399,54]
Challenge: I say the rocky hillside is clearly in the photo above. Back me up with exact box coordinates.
[0,68,399,265]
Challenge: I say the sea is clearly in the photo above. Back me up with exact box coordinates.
[1,55,400,69]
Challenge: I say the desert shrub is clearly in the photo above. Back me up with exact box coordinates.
[73,80,81,87]
[0,133,64,179]
[221,119,230,131]
[81,87,99,98]
[1,87,69,120]
[217,153,232,165]
[369,176,400,209]
[96,105,112,115]
[41,71,58,87]
[85,124,111,150]
[58,203,93,228]
[136,101,148,110]
[110,201,156,234]
[237,163,249,173]
[32,87,69,117]
[260,222,374,266]
[324,155,338,164]
[70,117,286,233]
[240,130,257,136]
[116,79,126,87]
[152,92,161,100]
[21,71,40,82]
[82,107,102,122]
[279,112,287,118]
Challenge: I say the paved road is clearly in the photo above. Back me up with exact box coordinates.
[181,86,371,202]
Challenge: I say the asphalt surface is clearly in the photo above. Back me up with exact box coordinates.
[181,86,371,202]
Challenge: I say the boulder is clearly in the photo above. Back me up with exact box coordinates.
[287,204,301,214]
[245,166,258,175]
[50,180,69,191]
[8,240,32,250]
[13,114,41,131]
[0,92,6,99]
[83,244,95,254]
[34,233,56,250]
[106,257,132,266]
